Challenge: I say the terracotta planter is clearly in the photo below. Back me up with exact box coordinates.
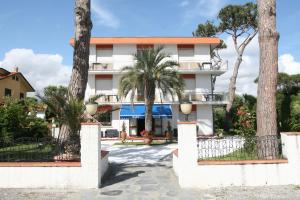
[144,137,153,145]
[120,131,127,143]
[166,131,172,140]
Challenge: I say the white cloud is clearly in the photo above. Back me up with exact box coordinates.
[214,36,259,96]
[0,49,71,94]
[279,54,300,75]
[179,0,190,7]
[214,36,300,96]
[91,0,120,29]
[182,0,225,19]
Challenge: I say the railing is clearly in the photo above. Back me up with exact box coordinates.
[90,61,228,72]
[0,137,80,162]
[90,63,114,70]
[178,61,228,71]
[182,92,228,102]
[197,135,282,161]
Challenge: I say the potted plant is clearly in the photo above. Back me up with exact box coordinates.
[165,121,173,142]
[120,121,127,143]
[140,130,153,145]
[86,94,104,115]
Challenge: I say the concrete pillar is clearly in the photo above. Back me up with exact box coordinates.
[80,123,101,188]
[177,121,198,187]
[281,132,300,185]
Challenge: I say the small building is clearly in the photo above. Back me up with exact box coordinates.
[0,67,35,103]
[70,37,229,136]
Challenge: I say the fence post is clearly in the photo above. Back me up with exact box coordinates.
[80,123,101,188]
[177,121,198,187]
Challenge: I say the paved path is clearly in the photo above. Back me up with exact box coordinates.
[1,142,300,199]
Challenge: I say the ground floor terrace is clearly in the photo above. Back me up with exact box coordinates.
[100,103,216,137]
[2,141,300,200]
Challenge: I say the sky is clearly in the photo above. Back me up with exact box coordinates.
[0,0,299,95]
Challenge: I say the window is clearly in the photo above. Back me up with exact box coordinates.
[4,88,11,97]
[12,76,15,80]
[95,75,113,93]
[178,44,194,62]
[16,76,19,81]
[96,44,113,63]
[20,93,24,99]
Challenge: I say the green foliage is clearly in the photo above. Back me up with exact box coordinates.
[0,98,49,141]
[289,93,300,131]
[43,85,68,120]
[214,95,257,137]
[193,20,218,37]
[87,94,105,104]
[218,2,257,35]
[38,93,84,135]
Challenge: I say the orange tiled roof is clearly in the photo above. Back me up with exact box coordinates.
[70,37,221,46]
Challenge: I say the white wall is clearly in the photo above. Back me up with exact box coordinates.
[113,44,136,70]
[194,44,210,61]
[89,45,97,64]
[196,74,211,93]
[85,74,96,101]
[174,127,300,188]
[0,124,108,189]
[197,105,213,135]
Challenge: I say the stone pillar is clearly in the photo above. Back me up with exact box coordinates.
[80,123,101,188]
[177,121,198,187]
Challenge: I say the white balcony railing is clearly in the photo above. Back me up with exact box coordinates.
[178,61,228,71]
[181,91,229,103]
[90,61,228,72]
[94,91,228,104]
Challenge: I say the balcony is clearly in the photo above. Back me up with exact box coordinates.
[178,61,228,73]
[181,91,228,104]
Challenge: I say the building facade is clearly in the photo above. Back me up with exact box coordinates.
[76,37,228,136]
[0,67,34,103]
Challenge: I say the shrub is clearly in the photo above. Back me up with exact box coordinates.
[0,98,49,140]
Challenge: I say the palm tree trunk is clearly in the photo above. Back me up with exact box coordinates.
[256,0,279,159]
[145,101,153,132]
[68,0,92,100]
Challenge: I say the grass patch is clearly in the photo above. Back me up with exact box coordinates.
[114,140,176,146]
[199,148,283,161]
[199,149,259,161]
[0,143,56,162]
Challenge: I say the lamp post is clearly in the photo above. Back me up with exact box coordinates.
[180,101,192,121]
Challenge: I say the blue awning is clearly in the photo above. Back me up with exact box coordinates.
[120,104,172,119]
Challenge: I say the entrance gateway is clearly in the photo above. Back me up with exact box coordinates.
[120,104,172,136]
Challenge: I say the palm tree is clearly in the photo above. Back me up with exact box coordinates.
[119,46,184,133]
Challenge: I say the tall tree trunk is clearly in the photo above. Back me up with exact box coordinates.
[68,0,92,100]
[256,0,279,158]
[226,54,243,112]
[60,0,92,143]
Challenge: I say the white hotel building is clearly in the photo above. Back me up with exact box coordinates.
[72,37,228,137]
